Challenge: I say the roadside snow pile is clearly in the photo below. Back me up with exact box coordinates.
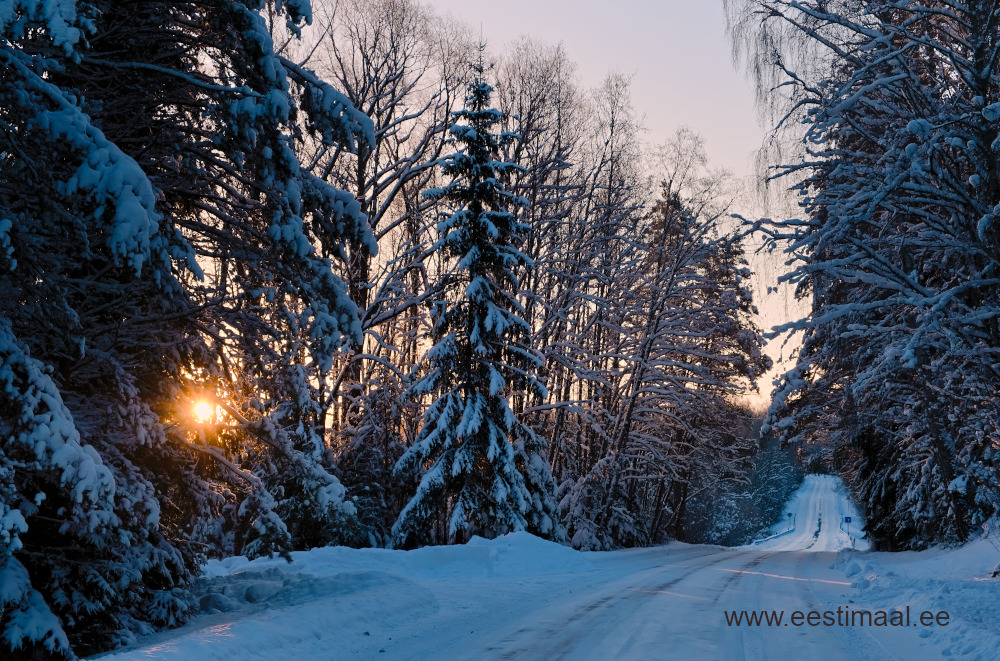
[836,537,1000,659]
[202,530,592,583]
[464,531,594,576]
[98,532,596,660]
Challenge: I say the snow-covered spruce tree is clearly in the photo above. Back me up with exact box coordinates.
[56,0,374,555]
[728,0,1000,549]
[1,0,372,656]
[392,48,561,548]
[0,3,203,657]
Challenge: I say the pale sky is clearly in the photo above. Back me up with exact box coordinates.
[426,0,763,180]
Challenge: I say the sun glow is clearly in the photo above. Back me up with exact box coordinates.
[192,400,214,423]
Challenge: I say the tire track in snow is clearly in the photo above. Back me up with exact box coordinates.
[476,549,774,660]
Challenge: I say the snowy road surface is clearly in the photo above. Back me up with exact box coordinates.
[100,475,1000,660]
[749,473,868,552]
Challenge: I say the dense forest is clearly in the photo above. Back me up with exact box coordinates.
[726,0,1000,552]
[3,0,998,658]
[0,1,779,657]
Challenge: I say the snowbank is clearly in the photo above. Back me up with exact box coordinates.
[98,532,598,660]
[836,536,1000,659]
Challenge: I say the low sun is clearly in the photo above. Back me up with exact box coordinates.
[192,400,214,423]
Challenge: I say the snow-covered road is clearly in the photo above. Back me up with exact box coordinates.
[471,546,870,659]
[99,475,999,660]
[750,473,868,552]
[475,475,874,658]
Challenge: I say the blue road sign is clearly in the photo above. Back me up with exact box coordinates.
[844,516,852,523]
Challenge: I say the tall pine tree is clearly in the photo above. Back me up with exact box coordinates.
[392,46,561,547]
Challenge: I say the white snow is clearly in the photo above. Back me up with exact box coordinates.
[0,0,84,54]
[0,557,70,655]
[835,536,1000,660]
[983,102,1000,122]
[748,474,869,552]
[96,475,1000,660]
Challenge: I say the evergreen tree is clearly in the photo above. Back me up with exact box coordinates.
[392,47,561,547]
[0,1,372,656]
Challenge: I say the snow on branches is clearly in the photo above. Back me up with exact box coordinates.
[392,48,560,547]
[730,0,1000,548]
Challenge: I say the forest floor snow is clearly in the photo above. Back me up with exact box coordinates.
[96,475,1000,660]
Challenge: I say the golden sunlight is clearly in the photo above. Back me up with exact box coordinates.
[192,400,214,423]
